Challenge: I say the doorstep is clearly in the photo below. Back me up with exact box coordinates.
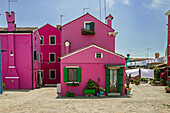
[44,84,57,87]
[108,93,120,96]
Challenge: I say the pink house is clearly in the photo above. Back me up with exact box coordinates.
[60,13,125,96]
[0,12,41,89]
[38,24,61,85]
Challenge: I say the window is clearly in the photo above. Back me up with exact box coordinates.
[35,71,37,82]
[64,67,81,82]
[68,68,78,82]
[40,36,44,45]
[49,53,55,62]
[95,53,103,58]
[50,70,56,79]
[40,53,43,62]
[34,51,37,60]
[84,21,94,31]
[50,36,56,45]
[35,36,37,42]
[38,52,40,62]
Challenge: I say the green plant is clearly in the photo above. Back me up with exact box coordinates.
[99,87,105,91]
[166,81,170,88]
[125,74,131,89]
[151,78,156,84]
[153,66,160,81]
[81,28,87,31]
[134,80,140,83]
[85,79,98,89]
[125,86,131,90]
[3,83,5,89]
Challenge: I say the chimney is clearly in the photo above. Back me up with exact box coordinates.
[106,14,113,28]
[127,54,130,63]
[6,11,15,31]
[64,40,70,54]
[155,53,159,58]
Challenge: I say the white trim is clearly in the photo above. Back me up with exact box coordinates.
[66,82,79,84]
[41,53,43,62]
[5,77,19,79]
[49,35,56,45]
[49,53,56,63]
[0,33,32,35]
[84,21,92,29]
[49,69,56,79]
[40,36,44,45]
[61,45,125,59]
[9,66,15,68]
[95,53,103,58]
[10,54,14,56]
[38,52,40,62]
[66,66,79,68]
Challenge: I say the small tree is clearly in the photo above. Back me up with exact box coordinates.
[153,66,160,81]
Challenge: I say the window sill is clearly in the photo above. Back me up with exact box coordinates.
[66,82,79,86]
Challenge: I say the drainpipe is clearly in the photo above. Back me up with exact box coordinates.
[31,33,33,89]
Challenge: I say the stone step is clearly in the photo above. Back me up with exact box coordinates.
[108,93,120,96]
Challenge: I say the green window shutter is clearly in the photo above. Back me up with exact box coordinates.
[77,68,81,82]
[90,22,94,31]
[64,68,68,82]
[106,68,110,94]
[118,68,123,93]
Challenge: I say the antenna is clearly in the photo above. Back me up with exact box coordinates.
[60,15,64,26]
[8,0,17,12]
[83,8,90,14]
[104,0,106,23]
[99,0,101,20]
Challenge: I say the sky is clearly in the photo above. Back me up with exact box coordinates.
[0,0,170,58]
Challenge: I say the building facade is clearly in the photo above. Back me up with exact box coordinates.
[38,24,61,85]
[0,12,41,89]
[60,13,125,96]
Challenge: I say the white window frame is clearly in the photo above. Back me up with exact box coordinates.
[49,35,56,45]
[84,21,92,29]
[39,70,44,79]
[40,36,44,45]
[41,53,43,62]
[49,53,56,63]
[38,52,40,62]
[49,69,56,79]
[35,36,37,42]
[95,53,103,58]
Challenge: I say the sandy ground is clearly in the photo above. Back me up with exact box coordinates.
[0,84,170,113]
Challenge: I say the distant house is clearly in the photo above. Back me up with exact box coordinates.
[60,13,125,96]
[38,24,61,85]
[0,12,41,89]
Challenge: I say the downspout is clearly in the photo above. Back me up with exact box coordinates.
[31,33,33,89]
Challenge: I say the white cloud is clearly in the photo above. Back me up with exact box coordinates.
[121,0,131,5]
[106,0,116,7]
[146,0,170,9]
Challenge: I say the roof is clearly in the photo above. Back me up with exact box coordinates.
[60,44,125,59]
[62,13,115,31]
[0,27,38,33]
[38,23,59,30]
[165,10,170,15]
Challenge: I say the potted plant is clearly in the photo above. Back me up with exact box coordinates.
[165,81,170,93]
[84,79,98,95]
[99,87,105,95]
[134,80,140,85]
[130,80,134,84]
[125,74,131,95]
[66,90,74,97]
[3,83,5,90]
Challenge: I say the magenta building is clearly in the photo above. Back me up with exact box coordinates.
[0,12,41,89]
[60,13,125,96]
[38,24,61,85]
